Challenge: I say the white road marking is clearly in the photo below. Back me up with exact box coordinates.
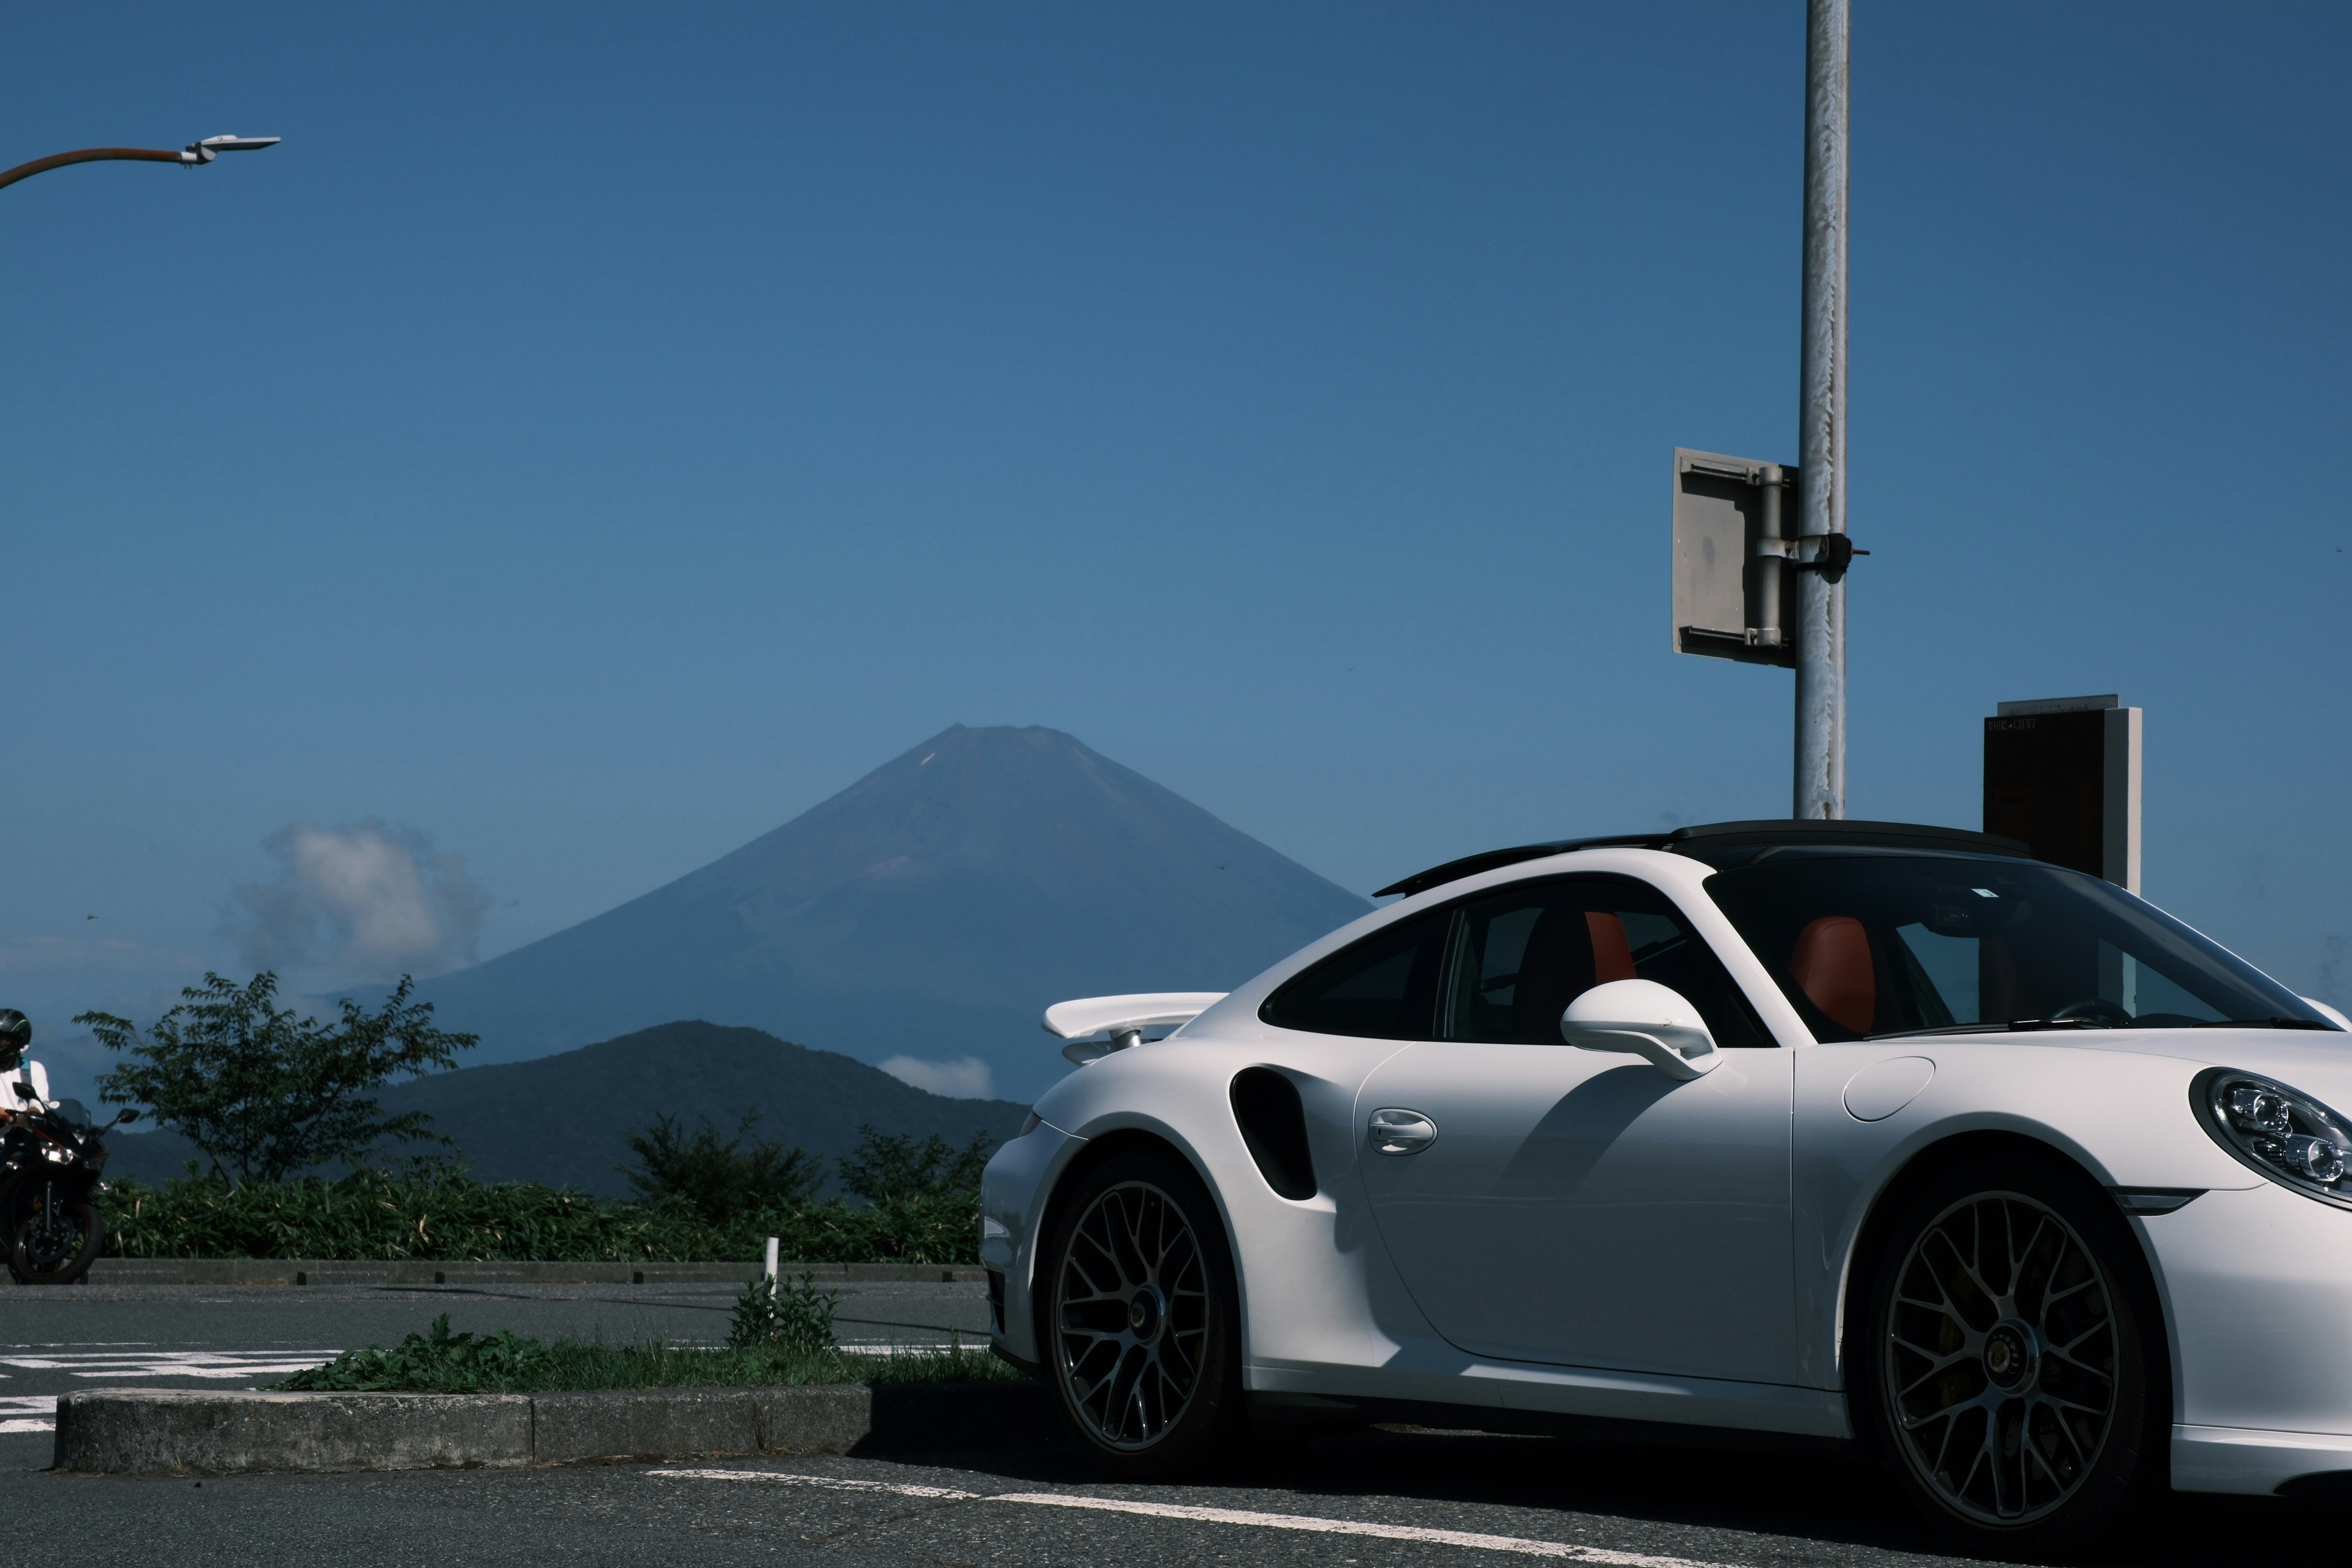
[0,1354,342,1433]
[994,1493,1730,1564]
[647,1469,1739,1565]
[0,1396,53,1433]
[0,1349,338,1380]
[654,1469,980,1498]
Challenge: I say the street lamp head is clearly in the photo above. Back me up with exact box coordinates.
[181,135,281,164]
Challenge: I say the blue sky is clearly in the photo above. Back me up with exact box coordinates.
[2,2,2347,1090]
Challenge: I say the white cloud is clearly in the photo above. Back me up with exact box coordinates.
[878,1054,996,1100]
[225,820,489,981]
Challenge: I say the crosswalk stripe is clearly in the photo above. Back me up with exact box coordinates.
[0,1349,337,1379]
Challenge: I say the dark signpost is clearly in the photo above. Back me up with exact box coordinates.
[1984,695,2142,892]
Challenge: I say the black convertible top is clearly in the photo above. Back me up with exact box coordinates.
[1371,819,2033,899]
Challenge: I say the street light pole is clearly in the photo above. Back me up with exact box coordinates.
[0,134,279,194]
[1793,0,1848,820]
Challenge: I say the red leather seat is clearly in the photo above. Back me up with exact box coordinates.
[1587,911,1635,984]
[1792,916,1875,1034]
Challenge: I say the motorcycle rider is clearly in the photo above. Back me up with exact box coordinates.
[0,1011,49,1116]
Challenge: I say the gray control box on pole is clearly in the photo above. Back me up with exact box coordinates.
[1671,450,1798,666]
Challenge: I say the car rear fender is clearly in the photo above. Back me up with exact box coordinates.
[1028,1032,1434,1381]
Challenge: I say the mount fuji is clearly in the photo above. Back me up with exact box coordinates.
[407,725,1370,1099]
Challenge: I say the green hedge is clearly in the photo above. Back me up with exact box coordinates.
[102,1169,981,1264]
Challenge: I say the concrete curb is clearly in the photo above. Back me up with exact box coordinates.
[55,1381,1053,1475]
[81,1259,987,1287]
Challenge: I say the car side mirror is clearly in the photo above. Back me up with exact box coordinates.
[114,1108,140,1125]
[1559,979,1721,1081]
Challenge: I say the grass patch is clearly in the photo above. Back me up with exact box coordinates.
[275,1314,1023,1394]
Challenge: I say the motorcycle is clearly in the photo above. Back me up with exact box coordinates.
[1,1083,137,1284]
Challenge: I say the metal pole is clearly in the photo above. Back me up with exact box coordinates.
[0,147,183,191]
[1794,0,1849,819]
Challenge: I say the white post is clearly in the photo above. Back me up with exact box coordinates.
[764,1236,780,1283]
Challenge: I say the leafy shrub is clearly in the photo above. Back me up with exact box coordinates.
[619,1111,824,1223]
[101,1121,1005,1264]
[728,1270,840,1352]
[839,1127,995,1202]
[278,1312,1016,1393]
[278,1314,555,1392]
[101,1166,983,1264]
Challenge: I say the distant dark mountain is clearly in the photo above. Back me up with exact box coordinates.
[403,725,1370,1098]
[104,1020,1030,1196]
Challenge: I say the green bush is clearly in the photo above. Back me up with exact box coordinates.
[619,1111,826,1222]
[839,1128,996,1202]
[100,1166,981,1264]
[728,1270,840,1352]
[277,1313,1016,1393]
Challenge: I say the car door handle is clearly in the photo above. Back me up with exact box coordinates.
[1367,1108,1438,1155]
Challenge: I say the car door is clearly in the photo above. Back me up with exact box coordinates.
[1354,873,1798,1384]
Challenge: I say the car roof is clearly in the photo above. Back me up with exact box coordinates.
[1371,819,2035,899]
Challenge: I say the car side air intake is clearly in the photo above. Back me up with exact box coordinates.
[1230,1068,1317,1200]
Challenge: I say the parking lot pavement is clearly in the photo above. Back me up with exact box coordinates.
[2,1283,2333,1567]
[3,1422,2337,1568]
[0,1280,990,1433]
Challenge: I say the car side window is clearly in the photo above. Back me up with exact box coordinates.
[1259,908,1452,1040]
[1444,875,1770,1048]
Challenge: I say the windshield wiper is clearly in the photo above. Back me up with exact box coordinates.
[2188,1017,2334,1030]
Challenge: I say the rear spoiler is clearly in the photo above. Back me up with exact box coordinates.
[1042,992,1227,1066]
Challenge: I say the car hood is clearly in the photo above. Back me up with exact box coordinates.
[2003,1026,2352,1096]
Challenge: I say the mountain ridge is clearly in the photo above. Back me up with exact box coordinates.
[404,725,1370,1097]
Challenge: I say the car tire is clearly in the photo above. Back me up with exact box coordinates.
[1853,1150,2166,1561]
[1038,1145,1243,1477]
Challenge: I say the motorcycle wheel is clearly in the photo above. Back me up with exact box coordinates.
[10,1199,100,1284]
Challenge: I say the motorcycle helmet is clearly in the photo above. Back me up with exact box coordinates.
[0,1009,26,1070]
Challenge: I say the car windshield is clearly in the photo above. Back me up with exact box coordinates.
[1700,849,2333,1041]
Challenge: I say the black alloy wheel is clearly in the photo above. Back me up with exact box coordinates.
[11,1196,100,1284]
[1856,1153,2165,1559]
[1041,1147,1242,1476]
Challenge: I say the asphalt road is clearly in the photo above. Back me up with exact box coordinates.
[0,1280,990,1433]
[0,1284,2339,1567]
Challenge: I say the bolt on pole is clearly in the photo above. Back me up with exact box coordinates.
[1794,0,1849,820]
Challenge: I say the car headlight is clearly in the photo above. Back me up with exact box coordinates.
[38,1144,72,1165]
[2195,1068,2352,1205]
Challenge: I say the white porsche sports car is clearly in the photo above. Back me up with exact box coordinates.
[980,820,2352,1556]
